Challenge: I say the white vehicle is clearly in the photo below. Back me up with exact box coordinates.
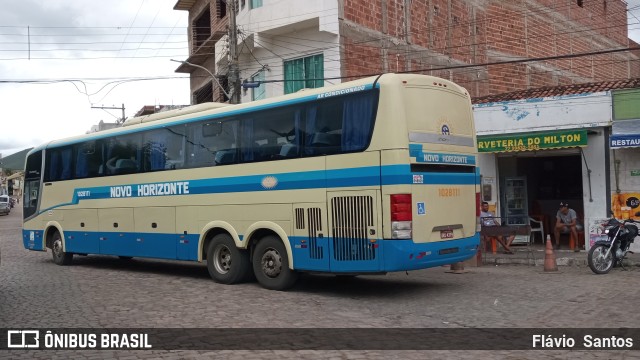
[0,195,10,216]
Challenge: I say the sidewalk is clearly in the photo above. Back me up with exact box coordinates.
[479,243,640,267]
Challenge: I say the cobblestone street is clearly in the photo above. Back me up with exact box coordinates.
[1,207,639,359]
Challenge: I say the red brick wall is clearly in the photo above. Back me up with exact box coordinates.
[342,40,384,77]
[341,0,639,97]
[343,0,384,33]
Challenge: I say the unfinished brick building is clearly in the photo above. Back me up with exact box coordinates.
[175,0,640,101]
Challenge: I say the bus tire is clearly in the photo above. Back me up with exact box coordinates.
[51,231,73,266]
[252,235,298,291]
[206,234,251,284]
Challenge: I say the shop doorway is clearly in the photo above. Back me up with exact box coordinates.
[497,152,583,245]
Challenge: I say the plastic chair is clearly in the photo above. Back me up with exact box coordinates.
[529,217,544,244]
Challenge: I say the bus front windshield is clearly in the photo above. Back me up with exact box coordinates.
[23,150,42,219]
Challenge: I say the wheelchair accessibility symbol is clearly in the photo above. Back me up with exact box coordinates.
[417,202,426,215]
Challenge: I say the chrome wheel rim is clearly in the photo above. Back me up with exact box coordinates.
[593,246,612,272]
[261,248,282,278]
[52,237,63,258]
[213,245,231,274]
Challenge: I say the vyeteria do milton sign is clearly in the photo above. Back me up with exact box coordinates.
[477,130,587,153]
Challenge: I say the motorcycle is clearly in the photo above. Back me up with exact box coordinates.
[588,217,638,274]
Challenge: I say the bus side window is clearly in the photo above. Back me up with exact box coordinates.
[46,146,73,181]
[304,92,375,155]
[305,101,343,156]
[186,119,238,168]
[164,125,186,170]
[143,129,170,172]
[106,135,140,175]
[239,106,298,162]
[214,149,237,165]
[75,141,103,178]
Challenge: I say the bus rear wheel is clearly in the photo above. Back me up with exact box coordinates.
[51,231,73,265]
[206,234,251,284]
[252,235,298,290]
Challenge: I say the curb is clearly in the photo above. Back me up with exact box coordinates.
[482,255,640,267]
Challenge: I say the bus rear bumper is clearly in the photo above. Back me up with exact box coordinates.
[381,234,480,272]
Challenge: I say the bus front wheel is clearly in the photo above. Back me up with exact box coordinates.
[252,236,298,291]
[206,234,251,284]
[51,231,73,265]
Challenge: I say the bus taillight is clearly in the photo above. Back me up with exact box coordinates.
[391,194,412,239]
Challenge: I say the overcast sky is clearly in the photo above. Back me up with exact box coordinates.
[629,0,640,43]
[0,0,190,157]
[0,0,639,158]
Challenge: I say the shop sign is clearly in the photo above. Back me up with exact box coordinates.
[477,130,587,153]
[631,170,640,177]
[612,193,640,221]
[610,134,640,148]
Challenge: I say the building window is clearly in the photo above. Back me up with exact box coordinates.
[194,82,213,104]
[217,0,227,18]
[250,0,263,9]
[577,0,583,7]
[193,7,211,48]
[252,70,266,101]
[283,54,324,94]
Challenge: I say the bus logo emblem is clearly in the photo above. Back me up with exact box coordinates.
[261,176,278,189]
[417,202,426,215]
[441,124,450,135]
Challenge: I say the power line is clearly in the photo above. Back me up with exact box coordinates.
[0,2,629,51]
[0,2,636,68]
[240,46,640,85]
[115,0,146,59]
[237,12,639,71]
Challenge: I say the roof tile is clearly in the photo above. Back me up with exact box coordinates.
[472,77,640,104]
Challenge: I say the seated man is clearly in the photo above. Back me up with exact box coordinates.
[553,201,583,249]
[480,201,515,254]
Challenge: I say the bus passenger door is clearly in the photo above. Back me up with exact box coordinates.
[327,190,381,272]
[290,203,330,271]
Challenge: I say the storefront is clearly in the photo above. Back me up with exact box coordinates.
[473,91,611,249]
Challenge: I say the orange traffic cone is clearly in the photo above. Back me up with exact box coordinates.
[544,235,558,272]
[446,261,468,274]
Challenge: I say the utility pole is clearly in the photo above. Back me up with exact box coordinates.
[91,104,126,124]
[228,0,241,104]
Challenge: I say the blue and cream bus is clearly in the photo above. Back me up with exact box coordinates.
[22,73,480,290]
